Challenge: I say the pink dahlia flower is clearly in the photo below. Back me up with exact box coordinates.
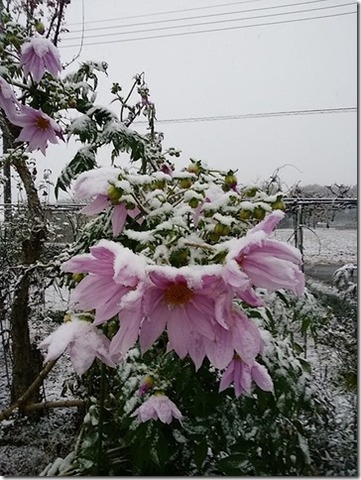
[82,194,142,236]
[39,316,116,375]
[0,76,21,121]
[62,240,146,325]
[249,209,285,235]
[139,266,226,358]
[109,290,145,357]
[20,37,62,82]
[235,236,305,295]
[11,105,63,155]
[73,168,143,236]
[228,309,264,363]
[225,211,305,297]
[203,323,233,370]
[186,333,206,370]
[219,357,273,397]
[131,394,183,424]
[221,261,264,307]
[201,309,263,370]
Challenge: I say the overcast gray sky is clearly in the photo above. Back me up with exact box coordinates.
[35,0,357,199]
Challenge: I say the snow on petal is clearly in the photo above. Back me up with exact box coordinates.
[249,210,285,235]
[39,317,115,375]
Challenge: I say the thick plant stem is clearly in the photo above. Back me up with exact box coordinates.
[9,156,47,403]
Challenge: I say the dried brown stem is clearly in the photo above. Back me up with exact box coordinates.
[0,360,57,421]
[184,241,216,251]
[24,399,85,413]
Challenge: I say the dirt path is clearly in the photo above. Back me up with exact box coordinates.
[304,263,357,286]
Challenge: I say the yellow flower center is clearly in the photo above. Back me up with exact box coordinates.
[36,116,50,130]
[164,283,194,306]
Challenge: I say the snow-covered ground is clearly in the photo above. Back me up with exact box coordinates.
[272,227,357,265]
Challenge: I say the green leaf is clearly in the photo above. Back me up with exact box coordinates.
[275,290,290,306]
[293,342,304,355]
[218,453,248,475]
[194,438,208,469]
[301,317,311,334]
[155,430,171,468]
[344,371,357,391]
[68,115,98,143]
[55,147,97,198]
[297,357,311,374]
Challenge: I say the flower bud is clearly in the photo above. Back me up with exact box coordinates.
[238,209,252,220]
[169,248,189,267]
[270,199,286,211]
[213,223,230,236]
[188,198,199,208]
[139,375,154,396]
[187,163,201,175]
[72,272,84,284]
[208,231,221,242]
[151,180,165,190]
[253,206,266,220]
[246,187,258,197]
[35,21,45,35]
[224,171,237,188]
[107,184,123,204]
[125,201,136,210]
[179,178,192,189]
[203,209,214,218]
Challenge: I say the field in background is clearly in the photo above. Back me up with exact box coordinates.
[272,227,357,265]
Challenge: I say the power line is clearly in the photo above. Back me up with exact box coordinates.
[60,10,356,48]
[134,107,357,125]
[62,2,354,42]
[66,0,277,26]
[65,0,331,35]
